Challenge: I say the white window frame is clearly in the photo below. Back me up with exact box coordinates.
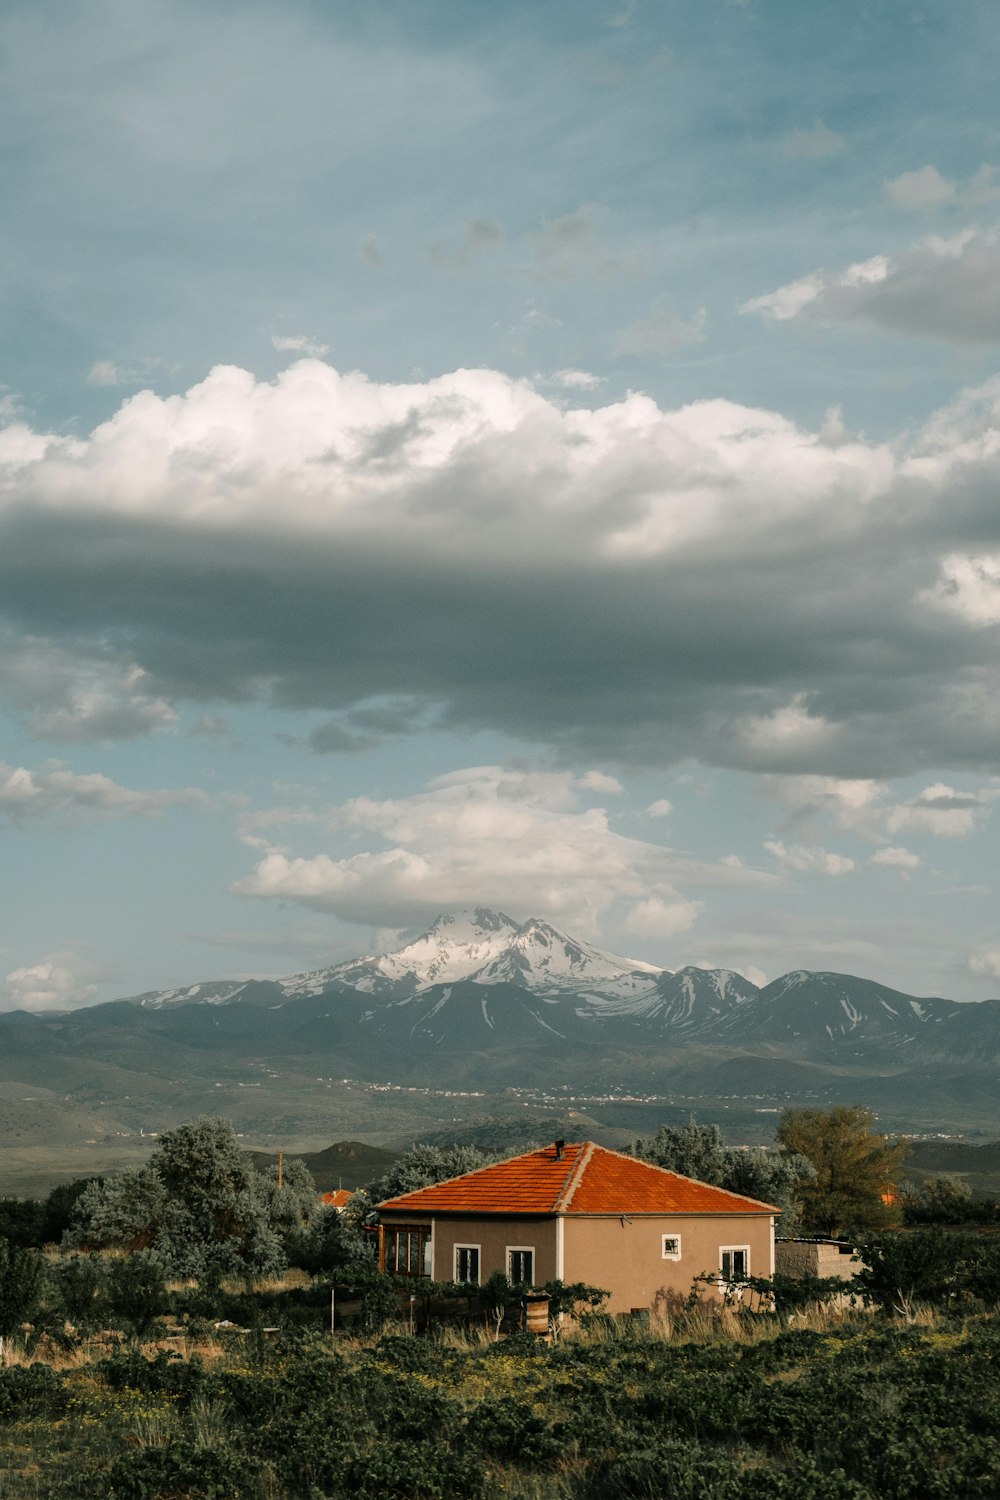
[661,1233,682,1261]
[507,1245,536,1284]
[454,1243,481,1285]
[719,1245,750,1284]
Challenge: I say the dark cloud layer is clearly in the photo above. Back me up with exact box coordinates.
[1,363,998,777]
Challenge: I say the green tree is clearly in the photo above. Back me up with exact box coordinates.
[68,1117,296,1279]
[0,1238,46,1362]
[104,1252,166,1339]
[360,1144,499,1223]
[633,1117,815,1233]
[776,1105,908,1237]
[0,1199,45,1249]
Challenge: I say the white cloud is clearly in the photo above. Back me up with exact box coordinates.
[0,761,209,824]
[925,553,1000,626]
[763,839,855,875]
[622,895,702,937]
[871,846,920,870]
[646,799,673,817]
[271,334,331,356]
[578,769,623,794]
[232,764,769,933]
[546,369,606,389]
[969,946,1000,981]
[761,775,1000,843]
[779,119,846,160]
[2,955,98,1013]
[884,163,1000,211]
[5,358,1000,777]
[612,297,706,357]
[0,638,178,743]
[743,229,1000,343]
[87,360,125,387]
[884,165,955,209]
[742,256,888,322]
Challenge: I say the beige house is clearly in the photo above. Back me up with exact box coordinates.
[378,1140,778,1315]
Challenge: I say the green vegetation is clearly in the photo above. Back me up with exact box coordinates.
[66,1118,369,1281]
[776,1106,909,1236]
[1,1247,1000,1496]
[632,1118,816,1232]
[3,1112,1000,1494]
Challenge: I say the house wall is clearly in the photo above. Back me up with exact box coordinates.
[430,1216,560,1284]
[563,1213,775,1315]
[380,1213,560,1285]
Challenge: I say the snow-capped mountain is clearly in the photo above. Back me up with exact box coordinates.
[280,908,665,1003]
[121,907,1000,1072]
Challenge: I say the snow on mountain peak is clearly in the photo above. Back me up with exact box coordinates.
[301,907,666,999]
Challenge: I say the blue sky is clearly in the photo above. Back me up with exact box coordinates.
[1,0,999,1009]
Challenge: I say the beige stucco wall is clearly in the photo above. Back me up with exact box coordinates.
[563,1213,775,1315]
[380,1210,774,1312]
[381,1213,560,1285]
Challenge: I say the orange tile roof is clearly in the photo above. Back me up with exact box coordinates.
[378,1142,778,1218]
[321,1189,352,1209]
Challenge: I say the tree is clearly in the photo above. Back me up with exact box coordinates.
[0,1238,46,1362]
[633,1118,815,1234]
[360,1144,499,1223]
[68,1117,305,1280]
[776,1106,908,1237]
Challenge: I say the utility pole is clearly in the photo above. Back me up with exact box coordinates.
[277,1150,284,1190]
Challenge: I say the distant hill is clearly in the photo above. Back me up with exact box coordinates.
[248,1140,398,1191]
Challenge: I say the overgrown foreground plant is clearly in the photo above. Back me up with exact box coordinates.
[2,1301,1000,1498]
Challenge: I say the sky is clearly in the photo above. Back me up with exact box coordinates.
[1,0,999,1011]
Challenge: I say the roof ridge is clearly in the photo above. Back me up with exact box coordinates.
[594,1142,780,1213]
[553,1140,594,1213]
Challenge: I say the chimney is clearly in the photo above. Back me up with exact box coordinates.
[554,1139,565,1161]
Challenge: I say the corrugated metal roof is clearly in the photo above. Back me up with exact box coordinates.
[378,1142,778,1217]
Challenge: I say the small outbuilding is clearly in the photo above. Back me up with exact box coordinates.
[377,1140,778,1314]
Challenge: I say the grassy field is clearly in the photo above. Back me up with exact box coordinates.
[1,1290,998,1497]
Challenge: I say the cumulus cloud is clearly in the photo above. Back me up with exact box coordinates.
[970,946,1000,981]
[871,846,920,870]
[2,954,98,1013]
[884,164,1000,210]
[925,553,1000,625]
[2,358,1000,778]
[761,775,1000,844]
[0,761,209,825]
[763,840,855,876]
[271,334,331,356]
[232,764,770,933]
[578,770,623,794]
[0,637,177,743]
[742,228,1000,343]
[646,799,673,817]
[545,369,606,389]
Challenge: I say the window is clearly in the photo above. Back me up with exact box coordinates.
[661,1234,682,1261]
[720,1247,750,1283]
[508,1247,534,1284]
[454,1245,480,1284]
[383,1225,431,1278]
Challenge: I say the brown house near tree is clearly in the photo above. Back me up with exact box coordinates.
[377,1140,778,1314]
